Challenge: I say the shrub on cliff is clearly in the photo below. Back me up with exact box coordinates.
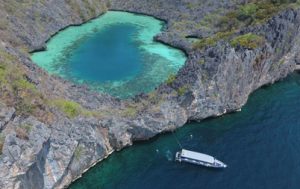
[74,145,85,161]
[216,0,300,32]
[0,49,44,117]
[166,74,176,85]
[230,33,265,49]
[0,133,4,155]
[51,99,96,119]
[52,99,82,118]
[236,0,300,24]
[121,106,138,117]
[177,85,189,96]
[193,31,235,49]
[237,3,258,22]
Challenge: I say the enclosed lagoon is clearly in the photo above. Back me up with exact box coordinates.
[31,11,186,98]
[70,74,300,189]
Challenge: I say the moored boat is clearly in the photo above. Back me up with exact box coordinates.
[175,149,227,168]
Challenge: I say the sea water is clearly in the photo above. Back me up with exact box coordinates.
[70,74,300,189]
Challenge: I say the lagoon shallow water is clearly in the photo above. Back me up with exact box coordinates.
[69,74,300,189]
[31,11,186,98]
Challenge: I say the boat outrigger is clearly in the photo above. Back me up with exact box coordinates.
[175,149,227,168]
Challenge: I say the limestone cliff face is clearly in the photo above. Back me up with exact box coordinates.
[175,10,300,120]
[0,1,116,188]
[7,0,109,51]
[0,0,299,189]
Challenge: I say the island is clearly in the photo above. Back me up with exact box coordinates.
[0,0,300,188]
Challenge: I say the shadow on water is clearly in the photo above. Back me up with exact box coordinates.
[70,73,300,189]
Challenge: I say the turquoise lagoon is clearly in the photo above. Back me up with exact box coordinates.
[31,11,186,98]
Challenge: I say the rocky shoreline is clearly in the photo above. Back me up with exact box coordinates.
[0,0,300,188]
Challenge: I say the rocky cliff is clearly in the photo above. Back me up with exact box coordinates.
[0,0,300,188]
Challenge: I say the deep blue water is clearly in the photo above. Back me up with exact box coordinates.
[70,73,300,189]
[64,24,142,82]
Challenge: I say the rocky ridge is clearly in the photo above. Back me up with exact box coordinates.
[0,0,299,188]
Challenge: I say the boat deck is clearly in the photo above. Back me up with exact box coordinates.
[181,149,214,163]
[176,149,227,168]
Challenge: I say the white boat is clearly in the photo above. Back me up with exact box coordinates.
[175,149,227,168]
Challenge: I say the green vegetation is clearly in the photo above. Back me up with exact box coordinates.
[237,3,259,22]
[0,18,8,31]
[166,74,176,85]
[198,10,224,33]
[193,31,235,49]
[177,85,189,96]
[0,133,5,155]
[0,49,43,116]
[52,99,83,118]
[21,124,33,133]
[13,78,36,92]
[198,59,205,65]
[230,33,265,49]
[0,49,95,121]
[51,99,98,119]
[74,145,84,160]
[121,106,138,117]
[194,0,300,50]
[220,0,300,31]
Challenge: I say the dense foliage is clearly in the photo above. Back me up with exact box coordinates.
[230,33,265,49]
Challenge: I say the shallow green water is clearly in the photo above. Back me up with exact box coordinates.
[31,11,186,98]
[70,74,300,189]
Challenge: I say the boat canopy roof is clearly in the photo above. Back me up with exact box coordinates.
[181,149,214,163]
